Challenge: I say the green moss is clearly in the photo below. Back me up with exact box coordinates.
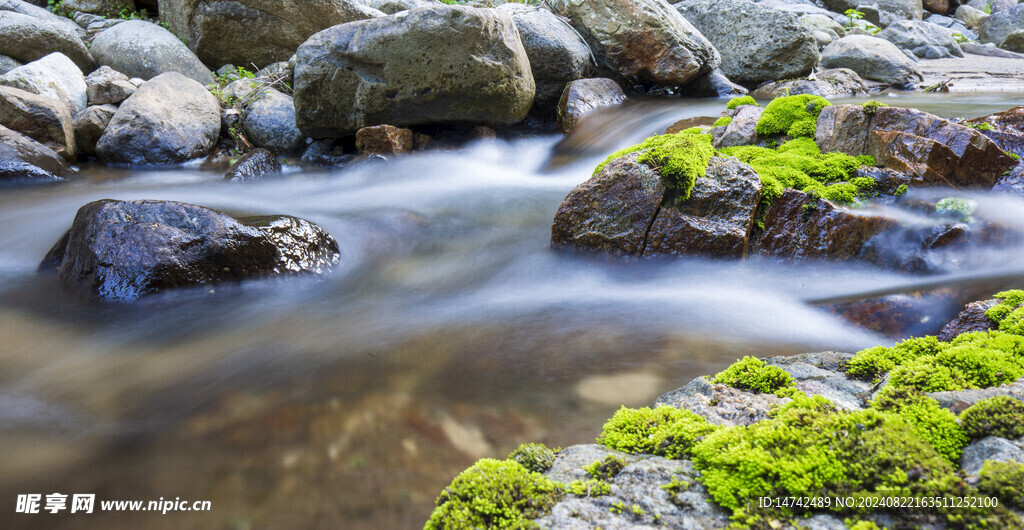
[726,95,758,110]
[508,443,558,473]
[846,335,944,382]
[935,197,975,222]
[591,133,714,202]
[977,461,1024,509]
[690,394,1013,526]
[894,183,908,197]
[713,116,733,127]
[585,455,627,480]
[861,100,888,115]
[565,479,611,497]
[845,520,883,530]
[719,137,873,212]
[869,386,967,464]
[1010,153,1020,161]
[986,290,1024,335]
[424,458,561,529]
[887,331,1024,392]
[959,396,1024,440]
[712,356,796,395]
[596,405,718,459]
[755,94,831,138]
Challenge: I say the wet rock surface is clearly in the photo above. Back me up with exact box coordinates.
[40,199,339,302]
[224,148,282,182]
[556,78,626,134]
[939,298,999,341]
[355,124,413,155]
[0,123,77,182]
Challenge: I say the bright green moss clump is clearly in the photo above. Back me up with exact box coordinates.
[935,197,976,221]
[959,396,1024,440]
[565,478,611,497]
[713,116,732,127]
[591,132,714,201]
[869,386,967,464]
[977,461,1024,509]
[719,137,874,209]
[861,100,889,115]
[846,335,944,382]
[755,94,831,138]
[986,290,1024,335]
[597,405,717,459]
[508,443,558,473]
[712,356,796,395]
[424,458,561,529]
[585,454,627,480]
[726,95,758,109]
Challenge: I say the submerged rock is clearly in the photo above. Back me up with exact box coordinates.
[293,6,534,138]
[550,0,719,86]
[96,72,220,166]
[556,78,626,134]
[39,199,339,302]
[224,148,282,182]
[939,299,1000,341]
[0,124,77,182]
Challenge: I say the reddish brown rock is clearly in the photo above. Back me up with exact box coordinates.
[665,115,716,134]
[644,157,761,258]
[938,299,999,341]
[551,152,664,256]
[866,130,960,187]
[753,189,900,262]
[815,104,872,156]
[355,125,414,155]
[923,0,949,14]
[967,105,1024,158]
[830,292,960,339]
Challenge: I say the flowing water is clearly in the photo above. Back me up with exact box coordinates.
[2,94,1024,529]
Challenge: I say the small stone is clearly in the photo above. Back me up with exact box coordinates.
[355,124,413,155]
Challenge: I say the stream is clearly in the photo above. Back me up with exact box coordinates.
[2,93,1024,529]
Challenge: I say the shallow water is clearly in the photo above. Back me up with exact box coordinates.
[1,95,1024,529]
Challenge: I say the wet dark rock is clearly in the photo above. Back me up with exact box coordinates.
[84,65,135,106]
[556,78,626,134]
[96,72,220,166]
[675,0,819,86]
[301,138,350,167]
[0,124,77,182]
[498,3,593,113]
[960,436,1024,475]
[0,10,95,74]
[0,85,75,160]
[938,298,999,341]
[665,115,717,135]
[89,20,216,86]
[159,0,383,69]
[72,104,116,155]
[753,189,901,263]
[549,0,719,87]
[239,89,304,156]
[751,68,868,99]
[712,104,762,148]
[293,6,534,138]
[224,149,282,182]
[967,105,1024,157]
[551,152,663,256]
[685,68,748,98]
[994,164,1024,196]
[39,199,339,302]
[644,157,761,259]
[829,291,962,338]
[355,124,413,155]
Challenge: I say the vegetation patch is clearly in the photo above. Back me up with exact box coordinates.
[585,455,627,480]
[719,137,875,210]
[868,386,967,464]
[424,458,561,529]
[596,405,717,459]
[861,100,889,115]
[976,461,1024,509]
[713,116,733,127]
[508,443,558,473]
[935,197,976,222]
[754,94,831,138]
[726,95,759,110]
[986,290,1024,335]
[592,132,715,202]
[959,396,1024,440]
[711,356,796,396]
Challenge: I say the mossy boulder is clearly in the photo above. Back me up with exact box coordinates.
[960,396,1024,440]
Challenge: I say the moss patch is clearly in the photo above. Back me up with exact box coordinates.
[508,443,558,474]
[869,386,967,464]
[597,405,718,459]
[959,396,1024,440]
[719,137,875,210]
[591,132,715,202]
[987,290,1024,335]
[861,100,888,115]
[565,478,611,497]
[977,461,1024,509]
[754,94,831,138]
[727,95,759,110]
[424,458,561,529]
[935,197,975,222]
[712,356,796,396]
[713,116,732,127]
[585,454,627,480]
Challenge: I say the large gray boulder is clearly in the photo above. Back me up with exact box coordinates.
[0,124,76,182]
[96,72,220,165]
[979,4,1024,49]
[158,0,383,69]
[240,89,304,155]
[820,35,923,85]
[877,20,964,58]
[0,53,87,113]
[550,0,719,86]
[0,55,21,75]
[0,11,95,74]
[370,0,439,14]
[63,0,134,15]
[293,6,535,138]
[0,0,84,38]
[674,0,818,86]
[0,85,76,160]
[90,20,216,86]
[497,4,593,112]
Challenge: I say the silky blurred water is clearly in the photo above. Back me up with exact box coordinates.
[1,94,1023,529]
